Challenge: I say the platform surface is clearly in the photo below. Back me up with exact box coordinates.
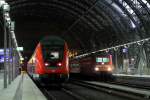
[0,73,47,100]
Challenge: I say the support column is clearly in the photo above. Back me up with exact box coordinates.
[8,31,11,84]
[3,16,7,88]
[12,44,15,81]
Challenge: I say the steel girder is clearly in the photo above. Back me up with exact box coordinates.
[4,0,150,52]
[122,0,150,36]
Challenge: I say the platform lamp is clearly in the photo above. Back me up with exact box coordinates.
[0,0,10,88]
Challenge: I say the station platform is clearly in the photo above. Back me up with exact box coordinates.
[113,74,150,81]
[114,74,150,78]
[0,72,47,100]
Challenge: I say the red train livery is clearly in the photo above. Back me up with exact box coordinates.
[70,54,114,77]
[27,36,69,82]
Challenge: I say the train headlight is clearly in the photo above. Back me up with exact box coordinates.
[45,62,49,66]
[57,62,62,67]
[94,67,99,71]
[107,67,112,71]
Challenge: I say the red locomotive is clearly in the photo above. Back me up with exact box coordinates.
[70,54,114,79]
[27,36,69,82]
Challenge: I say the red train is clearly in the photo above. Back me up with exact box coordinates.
[27,36,69,83]
[70,54,114,78]
[69,59,80,73]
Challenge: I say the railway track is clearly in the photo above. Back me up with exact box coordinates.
[33,77,150,100]
[70,74,150,90]
[35,80,87,100]
[69,79,150,100]
[35,80,130,100]
[106,80,150,90]
[42,81,150,100]
[42,86,88,100]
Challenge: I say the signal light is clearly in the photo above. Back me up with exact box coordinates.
[57,62,62,67]
[45,62,49,66]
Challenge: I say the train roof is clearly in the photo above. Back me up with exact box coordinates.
[40,36,65,45]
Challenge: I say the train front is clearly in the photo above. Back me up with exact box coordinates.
[37,38,69,82]
[94,55,114,74]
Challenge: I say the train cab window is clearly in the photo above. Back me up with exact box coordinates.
[103,58,109,62]
[96,57,109,63]
[50,52,59,59]
[96,58,102,63]
[42,44,64,61]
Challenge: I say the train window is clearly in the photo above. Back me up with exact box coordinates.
[44,51,63,61]
[96,58,102,63]
[50,52,59,59]
[42,44,64,61]
[103,58,109,62]
[96,57,109,63]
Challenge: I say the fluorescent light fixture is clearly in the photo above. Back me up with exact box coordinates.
[3,3,10,12]
[4,12,9,17]
[11,31,16,39]
[0,1,5,6]
[20,57,24,61]
[131,20,136,28]
[5,17,11,22]
[16,47,24,51]
[10,21,15,31]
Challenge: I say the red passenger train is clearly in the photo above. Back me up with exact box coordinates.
[27,36,69,82]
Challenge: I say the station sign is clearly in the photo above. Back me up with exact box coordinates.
[0,47,23,63]
[0,55,12,63]
[0,48,13,63]
[122,48,128,53]
[0,47,23,54]
[0,49,9,55]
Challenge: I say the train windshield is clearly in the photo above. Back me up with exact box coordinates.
[42,45,64,61]
[96,57,109,63]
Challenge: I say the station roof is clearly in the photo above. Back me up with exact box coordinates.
[0,0,150,57]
